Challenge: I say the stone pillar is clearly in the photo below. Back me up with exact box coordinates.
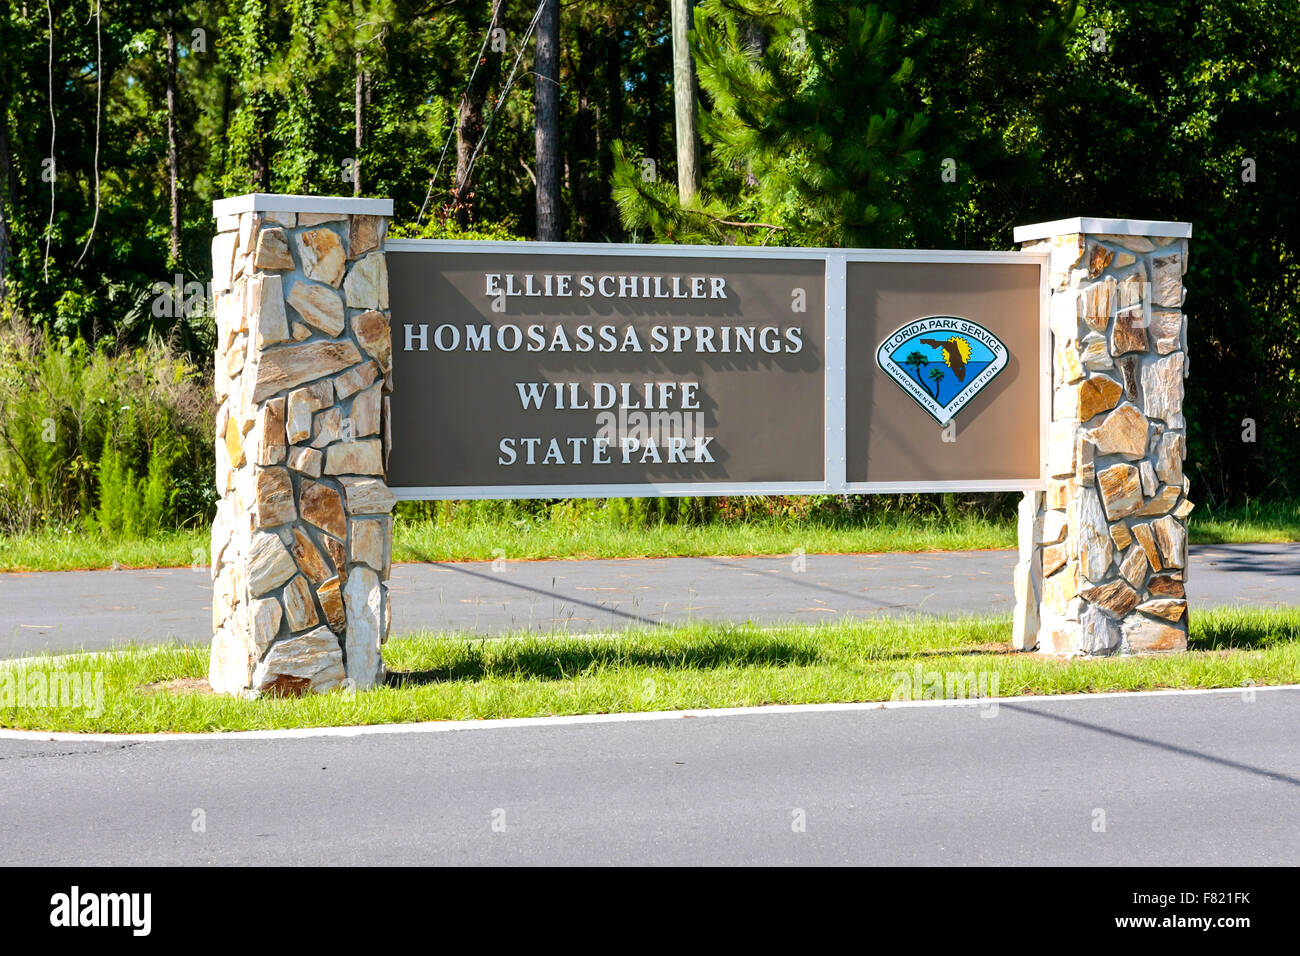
[208,194,395,696]
[1012,217,1193,656]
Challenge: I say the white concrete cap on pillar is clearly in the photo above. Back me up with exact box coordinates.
[212,193,395,219]
[1013,217,1192,243]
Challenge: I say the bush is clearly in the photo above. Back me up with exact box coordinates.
[387,216,526,242]
[0,312,215,535]
[90,436,180,539]
[394,491,1019,531]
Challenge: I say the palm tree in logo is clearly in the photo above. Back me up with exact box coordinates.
[904,350,928,390]
[928,365,946,399]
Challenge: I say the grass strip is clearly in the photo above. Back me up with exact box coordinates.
[2,606,1296,733]
[2,499,1299,571]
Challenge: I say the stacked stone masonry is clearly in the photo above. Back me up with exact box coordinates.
[209,208,394,695]
[1015,229,1192,656]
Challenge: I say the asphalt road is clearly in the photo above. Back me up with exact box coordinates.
[1,688,1296,865]
[2,544,1298,657]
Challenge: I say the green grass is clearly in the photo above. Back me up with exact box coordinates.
[1,499,1298,572]
[1187,499,1300,544]
[3,606,1296,734]
[0,527,210,572]
[393,511,1016,561]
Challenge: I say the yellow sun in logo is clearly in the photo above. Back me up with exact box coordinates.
[941,336,972,367]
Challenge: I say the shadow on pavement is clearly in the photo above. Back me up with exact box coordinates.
[1194,542,1300,576]
[1002,699,1300,789]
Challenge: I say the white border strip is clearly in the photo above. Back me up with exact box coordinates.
[1039,256,1051,480]
[392,479,1045,500]
[391,481,829,501]
[212,193,394,218]
[385,237,1045,262]
[842,479,1045,493]
[825,254,847,492]
[3,685,1293,744]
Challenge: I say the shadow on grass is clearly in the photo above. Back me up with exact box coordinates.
[1190,617,1300,651]
[386,637,823,686]
[913,642,1015,659]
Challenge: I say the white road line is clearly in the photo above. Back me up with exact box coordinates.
[1,684,1294,744]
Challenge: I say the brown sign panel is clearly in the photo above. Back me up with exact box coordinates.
[387,250,826,492]
[845,260,1043,486]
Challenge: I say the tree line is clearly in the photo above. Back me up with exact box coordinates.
[0,0,1296,502]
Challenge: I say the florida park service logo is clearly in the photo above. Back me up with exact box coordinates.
[876,317,1008,424]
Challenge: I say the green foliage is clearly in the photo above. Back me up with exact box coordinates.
[0,0,651,346]
[387,217,527,243]
[0,0,1296,504]
[611,0,1299,504]
[0,313,214,534]
[394,490,1017,535]
[91,433,179,539]
[614,0,1083,246]
[603,496,714,527]
[91,443,132,540]
[614,1,931,246]
[1029,0,1300,503]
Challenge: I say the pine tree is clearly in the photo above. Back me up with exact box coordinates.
[613,0,927,247]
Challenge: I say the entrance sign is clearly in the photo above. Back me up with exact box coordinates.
[207,195,1195,690]
[385,242,1048,499]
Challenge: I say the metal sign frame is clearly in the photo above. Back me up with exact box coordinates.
[383,238,1049,500]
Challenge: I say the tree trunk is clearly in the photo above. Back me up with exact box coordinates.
[534,0,561,241]
[354,50,364,196]
[0,107,10,299]
[671,0,700,203]
[165,19,181,264]
[568,25,597,239]
[453,1,502,228]
[251,99,271,192]
[641,26,667,173]
[740,20,766,188]
[599,23,623,239]
[452,95,481,227]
